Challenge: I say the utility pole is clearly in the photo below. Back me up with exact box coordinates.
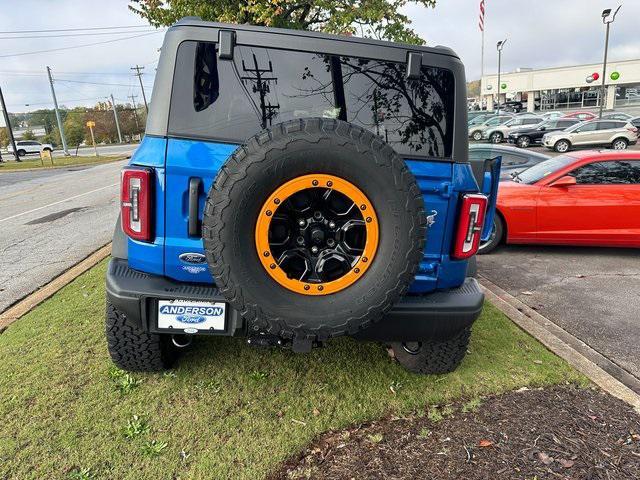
[599,6,621,119]
[109,94,123,143]
[128,93,140,131]
[131,65,148,113]
[46,66,69,156]
[496,39,507,116]
[0,84,20,161]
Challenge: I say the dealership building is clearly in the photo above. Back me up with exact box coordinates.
[480,58,640,113]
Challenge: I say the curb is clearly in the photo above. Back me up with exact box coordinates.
[0,156,128,174]
[480,275,640,413]
[0,244,111,331]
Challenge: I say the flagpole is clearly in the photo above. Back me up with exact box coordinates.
[479,0,486,109]
[481,27,485,79]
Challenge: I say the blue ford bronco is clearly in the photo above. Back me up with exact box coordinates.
[106,18,501,374]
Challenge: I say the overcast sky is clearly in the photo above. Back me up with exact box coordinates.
[1,0,638,113]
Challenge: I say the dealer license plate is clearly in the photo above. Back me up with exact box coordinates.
[157,299,226,332]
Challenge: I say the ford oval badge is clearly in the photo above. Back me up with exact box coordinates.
[179,253,207,264]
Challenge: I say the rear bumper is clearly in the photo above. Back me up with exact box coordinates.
[106,259,484,342]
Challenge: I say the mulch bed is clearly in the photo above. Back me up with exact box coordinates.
[271,386,640,479]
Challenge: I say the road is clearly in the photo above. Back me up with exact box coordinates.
[478,246,640,386]
[0,160,127,313]
[52,143,137,158]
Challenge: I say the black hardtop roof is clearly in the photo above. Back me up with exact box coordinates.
[171,17,459,60]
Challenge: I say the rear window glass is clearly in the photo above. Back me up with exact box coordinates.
[169,41,456,158]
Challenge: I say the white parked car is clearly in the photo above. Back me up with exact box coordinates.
[7,140,54,157]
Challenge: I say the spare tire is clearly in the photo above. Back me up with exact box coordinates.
[202,118,425,342]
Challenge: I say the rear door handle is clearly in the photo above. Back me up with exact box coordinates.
[188,177,202,237]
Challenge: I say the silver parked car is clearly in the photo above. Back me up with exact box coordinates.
[468,115,513,141]
[483,115,543,143]
[542,120,638,152]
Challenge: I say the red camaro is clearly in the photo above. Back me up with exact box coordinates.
[562,111,597,121]
[479,150,640,253]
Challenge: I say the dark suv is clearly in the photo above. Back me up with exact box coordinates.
[508,118,581,148]
[106,18,501,375]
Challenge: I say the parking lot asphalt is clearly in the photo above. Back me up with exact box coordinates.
[0,160,126,313]
[477,246,640,382]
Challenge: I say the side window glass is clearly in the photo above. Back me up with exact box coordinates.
[567,161,640,184]
[569,162,606,184]
[193,42,218,112]
[596,160,640,184]
[577,123,597,133]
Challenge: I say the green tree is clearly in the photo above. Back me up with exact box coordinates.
[63,114,86,147]
[129,0,436,44]
[22,129,36,140]
[0,127,8,148]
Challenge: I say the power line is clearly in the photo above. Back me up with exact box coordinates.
[0,25,153,34]
[0,31,164,59]
[56,79,154,88]
[0,29,158,40]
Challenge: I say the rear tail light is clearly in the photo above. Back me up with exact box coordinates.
[627,127,638,134]
[452,194,488,260]
[121,167,153,242]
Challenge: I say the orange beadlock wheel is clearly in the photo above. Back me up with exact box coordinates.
[255,174,379,296]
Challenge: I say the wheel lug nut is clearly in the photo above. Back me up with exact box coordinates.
[360,204,366,210]
[328,221,336,229]
[311,246,319,254]
[298,219,306,227]
[366,217,372,223]
[270,263,276,269]
[263,251,270,257]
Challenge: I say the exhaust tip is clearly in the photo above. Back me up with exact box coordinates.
[171,334,193,349]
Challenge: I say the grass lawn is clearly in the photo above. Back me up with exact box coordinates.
[0,260,586,480]
[0,155,126,172]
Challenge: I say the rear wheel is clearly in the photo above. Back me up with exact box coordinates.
[105,302,178,372]
[391,327,472,374]
[612,138,628,150]
[516,136,531,148]
[554,139,571,153]
[478,215,504,254]
[490,132,503,143]
[17,149,26,157]
[472,130,483,141]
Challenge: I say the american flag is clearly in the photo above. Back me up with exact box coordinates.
[479,0,485,31]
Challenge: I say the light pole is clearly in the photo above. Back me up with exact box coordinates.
[599,6,621,119]
[496,39,507,115]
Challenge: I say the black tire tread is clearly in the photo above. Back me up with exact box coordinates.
[105,302,176,372]
[392,327,471,375]
[202,118,426,341]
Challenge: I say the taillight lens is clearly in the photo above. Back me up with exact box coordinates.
[452,194,488,260]
[121,167,153,242]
